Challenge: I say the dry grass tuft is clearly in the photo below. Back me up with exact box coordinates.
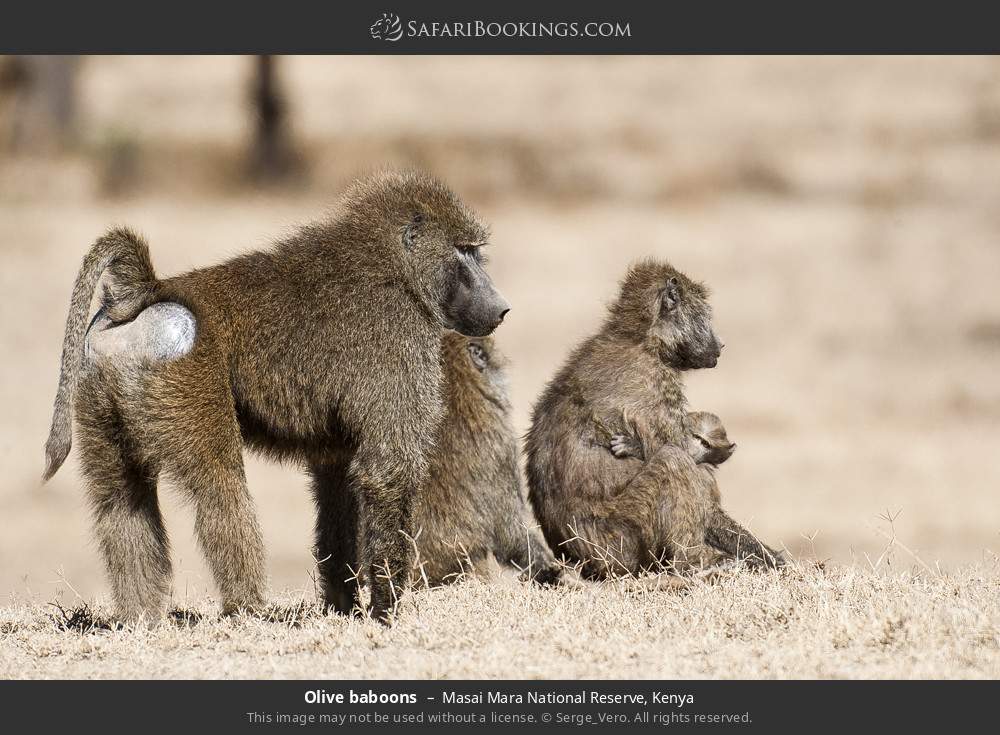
[50,602,120,633]
[3,559,999,680]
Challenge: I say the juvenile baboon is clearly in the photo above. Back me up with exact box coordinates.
[525,260,783,580]
[43,171,509,623]
[415,332,561,586]
[315,332,562,600]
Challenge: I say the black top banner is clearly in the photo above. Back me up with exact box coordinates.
[3,0,1000,53]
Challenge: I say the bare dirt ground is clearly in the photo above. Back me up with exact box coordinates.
[1,56,999,678]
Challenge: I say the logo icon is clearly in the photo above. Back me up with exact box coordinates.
[370,13,403,42]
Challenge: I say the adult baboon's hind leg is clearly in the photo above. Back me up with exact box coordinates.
[75,376,171,624]
[147,359,268,616]
[309,456,361,615]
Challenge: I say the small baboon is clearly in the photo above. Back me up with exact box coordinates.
[682,411,737,468]
[611,410,736,470]
[416,332,561,586]
[525,259,783,580]
[43,171,509,623]
[317,332,561,600]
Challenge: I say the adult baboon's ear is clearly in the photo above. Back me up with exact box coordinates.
[660,277,680,313]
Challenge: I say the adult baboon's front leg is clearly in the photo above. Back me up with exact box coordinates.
[309,456,361,615]
[705,508,785,569]
[352,456,417,623]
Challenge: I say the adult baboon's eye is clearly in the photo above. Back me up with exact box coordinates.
[697,436,712,449]
[455,244,483,263]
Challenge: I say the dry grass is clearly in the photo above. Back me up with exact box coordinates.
[3,555,999,679]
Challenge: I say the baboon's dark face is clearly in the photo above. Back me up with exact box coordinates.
[654,277,723,369]
[372,173,509,337]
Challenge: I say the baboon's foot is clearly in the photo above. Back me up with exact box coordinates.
[552,570,588,589]
[323,585,361,617]
[114,600,168,629]
[690,558,743,583]
[737,548,787,571]
[367,579,407,625]
[220,593,268,618]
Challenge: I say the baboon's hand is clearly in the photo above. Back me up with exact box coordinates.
[609,434,644,460]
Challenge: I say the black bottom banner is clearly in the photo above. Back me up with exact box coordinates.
[0,680,995,733]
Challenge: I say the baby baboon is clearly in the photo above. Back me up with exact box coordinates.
[525,260,783,580]
[317,332,561,600]
[682,411,737,468]
[611,410,736,470]
[43,171,509,623]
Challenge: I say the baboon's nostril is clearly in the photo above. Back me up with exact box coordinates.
[498,308,510,323]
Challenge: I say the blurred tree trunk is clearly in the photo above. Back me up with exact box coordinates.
[247,55,301,183]
[0,56,80,152]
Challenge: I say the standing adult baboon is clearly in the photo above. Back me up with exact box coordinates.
[313,332,561,601]
[43,171,509,624]
[525,260,783,580]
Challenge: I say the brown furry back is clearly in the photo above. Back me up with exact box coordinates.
[43,227,158,480]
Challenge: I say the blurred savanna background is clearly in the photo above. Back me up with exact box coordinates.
[1,55,999,612]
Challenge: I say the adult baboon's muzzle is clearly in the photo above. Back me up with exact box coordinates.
[446,259,511,337]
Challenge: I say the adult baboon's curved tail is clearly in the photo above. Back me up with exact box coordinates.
[42,227,158,481]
